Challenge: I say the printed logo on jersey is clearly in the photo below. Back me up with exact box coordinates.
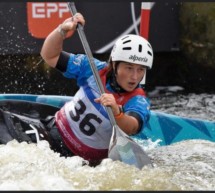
[27,2,71,39]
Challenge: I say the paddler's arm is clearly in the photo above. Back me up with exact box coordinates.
[94,93,141,135]
[40,13,85,68]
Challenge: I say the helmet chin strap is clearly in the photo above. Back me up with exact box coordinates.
[140,72,146,85]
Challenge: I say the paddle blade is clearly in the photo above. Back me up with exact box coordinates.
[108,125,153,169]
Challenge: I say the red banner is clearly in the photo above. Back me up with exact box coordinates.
[27,2,71,39]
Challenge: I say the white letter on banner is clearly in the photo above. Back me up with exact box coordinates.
[47,3,58,18]
[32,3,45,18]
[59,3,69,18]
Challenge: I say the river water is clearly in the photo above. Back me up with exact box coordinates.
[0,87,214,190]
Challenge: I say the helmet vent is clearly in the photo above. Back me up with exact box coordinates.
[121,36,129,40]
[122,40,132,50]
[147,51,152,56]
[122,40,131,44]
[139,45,142,52]
[147,43,152,48]
[122,47,132,50]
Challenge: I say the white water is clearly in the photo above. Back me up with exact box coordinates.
[0,91,214,190]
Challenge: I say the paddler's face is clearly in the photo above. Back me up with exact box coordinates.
[114,62,146,92]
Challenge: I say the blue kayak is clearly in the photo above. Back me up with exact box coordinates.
[0,93,214,146]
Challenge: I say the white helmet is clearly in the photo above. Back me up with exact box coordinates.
[110,34,153,84]
[111,34,153,69]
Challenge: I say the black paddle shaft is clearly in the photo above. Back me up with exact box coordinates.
[67,2,118,127]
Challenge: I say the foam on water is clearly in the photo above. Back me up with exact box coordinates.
[0,93,214,190]
[149,139,215,190]
[0,138,214,190]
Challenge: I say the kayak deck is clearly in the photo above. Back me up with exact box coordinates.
[0,94,214,146]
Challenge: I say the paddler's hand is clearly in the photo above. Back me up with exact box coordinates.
[94,93,121,116]
[58,13,85,39]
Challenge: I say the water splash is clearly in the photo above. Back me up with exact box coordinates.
[0,93,214,190]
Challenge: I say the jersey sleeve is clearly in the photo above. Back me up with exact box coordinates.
[62,54,107,86]
[123,95,151,132]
